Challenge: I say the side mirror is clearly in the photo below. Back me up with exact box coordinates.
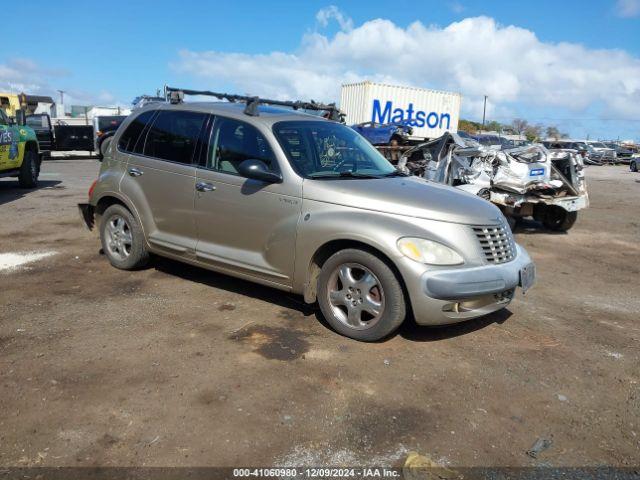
[238,159,282,183]
[15,109,26,126]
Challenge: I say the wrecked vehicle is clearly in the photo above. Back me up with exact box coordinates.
[587,141,617,164]
[397,133,588,232]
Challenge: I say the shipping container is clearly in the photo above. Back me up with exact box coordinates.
[340,81,462,140]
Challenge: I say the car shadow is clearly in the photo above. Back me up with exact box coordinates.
[0,180,63,206]
[512,218,568,235]
[151,256,317,316]
[151,255,508,342]
[398,308,512,342]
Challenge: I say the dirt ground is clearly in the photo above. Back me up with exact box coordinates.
[0,160,638,468]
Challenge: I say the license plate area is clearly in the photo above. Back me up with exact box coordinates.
[520,263,536,293]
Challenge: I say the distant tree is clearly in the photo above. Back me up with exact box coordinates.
[546,126,561,140]
[511,118,529,135]
[524,124,543,142]
[484,120,502,132]
[458,119,481,133]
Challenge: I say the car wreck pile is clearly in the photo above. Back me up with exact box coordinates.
[395,133,589,231]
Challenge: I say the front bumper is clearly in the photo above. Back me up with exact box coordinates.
[402,244,534,326]
[490,190,589,213]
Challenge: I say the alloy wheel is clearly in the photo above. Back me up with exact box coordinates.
[326,262,385,330]
[105,215,133,261]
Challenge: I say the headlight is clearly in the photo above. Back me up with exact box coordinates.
[397,237,464,265]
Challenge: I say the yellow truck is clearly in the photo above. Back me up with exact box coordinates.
[0,96,42,188]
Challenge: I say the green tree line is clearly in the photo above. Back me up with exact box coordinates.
[458,118,569,142]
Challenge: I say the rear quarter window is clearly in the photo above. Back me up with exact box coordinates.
[118,110,155,153]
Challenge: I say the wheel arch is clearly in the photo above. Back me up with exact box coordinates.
[304,238,409,306]
[24,140,40,165]
[95,194,130,217]
[25,140,39,152]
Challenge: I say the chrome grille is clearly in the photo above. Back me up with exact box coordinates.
[473,224,516,264]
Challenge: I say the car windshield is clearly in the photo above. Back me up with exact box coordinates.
[273,121,397,179]
[590,142,607,148]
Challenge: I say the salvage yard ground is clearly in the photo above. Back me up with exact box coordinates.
[0,160,638,467]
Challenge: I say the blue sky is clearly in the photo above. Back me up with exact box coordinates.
[1,0,639,140]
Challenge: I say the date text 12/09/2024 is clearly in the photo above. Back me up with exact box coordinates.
[233,467,401,478]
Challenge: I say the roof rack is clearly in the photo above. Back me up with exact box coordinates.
[164,86,344,122]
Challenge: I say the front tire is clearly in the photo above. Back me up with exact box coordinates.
[100,204,149,270]
[18,149,39,188]
[317,249,406,341]
[631,161,638,172]
[542,206,578,232]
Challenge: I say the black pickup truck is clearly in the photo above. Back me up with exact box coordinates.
[25,113,127,157]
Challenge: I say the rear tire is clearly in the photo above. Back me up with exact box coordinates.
[317,249,406,341]
[100,204,150,270]
[542,206,578,232]
[631,161,638,172]
[18,149,39,188]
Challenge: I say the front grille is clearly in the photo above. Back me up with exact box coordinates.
[472,224,516,264]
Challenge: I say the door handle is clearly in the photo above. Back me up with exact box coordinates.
[128,167,143,177]
[195,182,216,192]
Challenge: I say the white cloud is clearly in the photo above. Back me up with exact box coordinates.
[0,57,122,110]
[448,1,465,13]
[172,9,640,127]
[0,58,57,96]
[316,5,353,31]
[615,0,640,17]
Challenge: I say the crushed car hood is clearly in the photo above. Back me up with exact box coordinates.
[302,176,502,225]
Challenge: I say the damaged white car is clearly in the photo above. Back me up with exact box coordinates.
[396,133,589,232]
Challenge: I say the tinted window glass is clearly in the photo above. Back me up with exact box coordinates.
[118,110,155,153]
[208,117,275,175]
[143,110,207,164]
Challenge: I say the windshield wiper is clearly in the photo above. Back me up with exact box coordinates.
[308,171,382,179]
[380,170,410,177]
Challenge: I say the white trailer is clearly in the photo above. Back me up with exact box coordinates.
[340,81,462,140]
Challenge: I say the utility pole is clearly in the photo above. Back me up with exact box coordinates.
[57,90,66,118]
[481,95,488,132]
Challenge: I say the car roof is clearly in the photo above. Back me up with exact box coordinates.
[135,101,332,127]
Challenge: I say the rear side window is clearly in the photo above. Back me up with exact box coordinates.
[143,110,207,164]
[118,110,155,153]
[207,117,276,175]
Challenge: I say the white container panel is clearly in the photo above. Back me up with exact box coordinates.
[340,81,462,139]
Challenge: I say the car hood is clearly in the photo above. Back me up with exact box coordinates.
[302,176,503,225]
